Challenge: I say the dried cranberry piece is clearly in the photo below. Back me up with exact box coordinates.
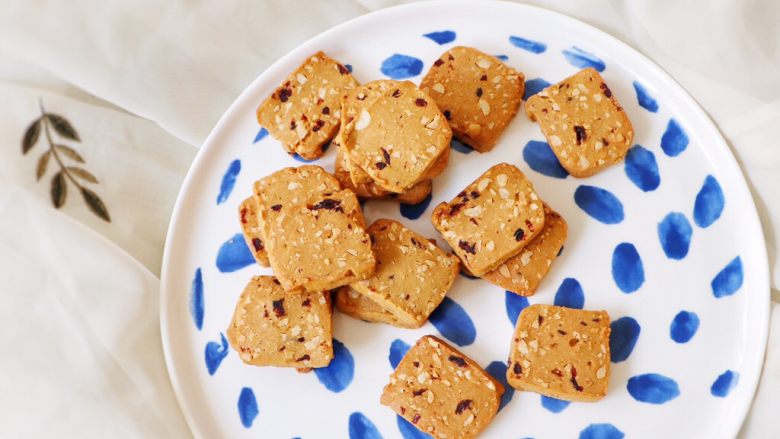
[375,162,387,170]
[312,119,325,132]
[322,106,330,115]
[476,87,483,97]
[458,240,477,254]
[513,228,525,241]
[433,59,444,67]
[271,204,282,211]
[574,125,587,145]
[272,299,286,317]
[392,89,402,98]
[448,355,468,367]
[296,354,311,362]
[279,87,292,102]
[252,238,264,252]
[415,98,427,107]
[337,64,349,75]
[513,362,522,374]
[443,110,451,120]
[455,399,473,414]
[412,414,421,424]
[311,199,343,212]
[599,82,612,98]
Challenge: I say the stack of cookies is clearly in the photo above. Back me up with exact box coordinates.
[225,44,638,438]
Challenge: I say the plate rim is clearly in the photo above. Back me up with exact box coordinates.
[159,1,770,437]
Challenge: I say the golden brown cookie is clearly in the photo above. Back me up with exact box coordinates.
[334,286,418,328]
[342,81,452,193]
[226,276,333,368]
[381,335,504,439]
[351,219,459,327]
[482,205,567,296]
[431,163,545,276]
[253,165,341,218]
[525,67,633,177]
[238,197,270,267]
[256,51,357,160]
[506,304,611,402]
[421,46,525,152]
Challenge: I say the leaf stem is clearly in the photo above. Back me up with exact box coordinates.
[39,102,82,191]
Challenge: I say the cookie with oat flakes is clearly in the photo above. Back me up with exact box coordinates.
[334,286,417,328]
[262,189,375,293]
[525,67,633,177]
[342,81,452,193]
[256,51,357,160]
[506,304,611,402]
[421,46,525,152]
[481,204,567,296]
[351,219,459,328]
[431,163,545,277]
[380,335,504,439]
[226,275,333,368]
[238,197,270,267]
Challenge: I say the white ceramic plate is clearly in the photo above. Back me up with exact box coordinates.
[160,2,769,438]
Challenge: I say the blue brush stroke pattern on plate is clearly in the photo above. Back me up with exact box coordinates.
[562,47,606,71]
[711,370,739,397]
[610,316,640,363]
[523,140,568,179]
[624,145,660,192]
[541,395,570,413]
[400,193,433,220]
[670,311,699,343]
[429,296,476,346]
[611,242,645,293]
[314,338,354,392]
[237,387,259,428]
[450,139,473,154]
[217,159,241,205]
[693,175,724,228]
[423,30,456,45]
[349,412,383,439]
[658,212,692,260]
[574,185,624,224]
[216,233,255,272]
[554,278,585,309]
[345,64,353,73]
[632,81,659,113]
[661,119,689,157]
[381,54,423,79]
[505,292,530,326]
[509,36,547,54]
[486,361,515,411]
[579,423,625,439]
[494,54,509,61]
[190,268,204,330]
[523,78,551,101]
[397,415,432,439]
[205,333,229,375]
[627,373,680,404]
[253,127,268,143]
[389,339,411,369]
[712,256,743,298]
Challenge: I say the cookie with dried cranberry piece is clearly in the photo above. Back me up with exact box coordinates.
[525,67,633,177]
[342,80,452,193]
[380,335,504,439]
[334,286,417,328]
[256,51,357,160]
[226,275,333,368]
[253,165,341,220]
[262,189,375,292]
[506,304,611,402]
[334,146,432,204]
[238,197,270,267]
[351,219,459,327]
[482,204,567,296]
[431,163,545,276]
[421,46,525,152]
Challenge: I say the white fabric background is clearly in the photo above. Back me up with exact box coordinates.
[0,0,777,437]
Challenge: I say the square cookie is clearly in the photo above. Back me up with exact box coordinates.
[226,276,333,368]
[334,286,417,328]
[421,46,525,152]
[381,335,504,439]
[256,51,357,160]
[253,165,341,220]
[351,219,459,327]
[507,304,611,402]
[482,205,567,296]
[525,67,633,177]
[238,197,270,267]
[342,80,452,193]
[431,163,545,276]
[262,189,376,292]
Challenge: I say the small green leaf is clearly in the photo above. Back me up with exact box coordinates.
[67,167,98,183]
[36,150,51,180]
[22,118,41,154]
[47,114,80,141]
[80,187,110,222]
[51,171,67,208]
[55,144,85,163]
